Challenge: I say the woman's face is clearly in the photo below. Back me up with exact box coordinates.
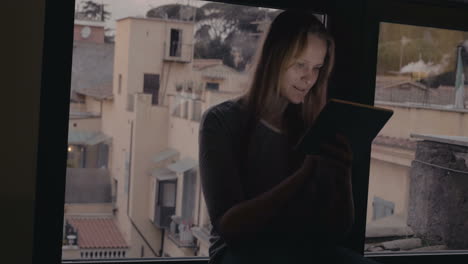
[280,34,327,104]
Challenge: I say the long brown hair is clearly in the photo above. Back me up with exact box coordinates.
[240,9,335,141]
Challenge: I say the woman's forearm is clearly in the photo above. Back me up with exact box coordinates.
[298,167,355,238]
[218,168,309,245]
[328,169,355,236]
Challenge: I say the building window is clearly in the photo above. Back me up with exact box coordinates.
[206,82,219,91]
[155,180,177,228]
[97,143,109,169]
[67,145,86,168]
[143,74,160,105]
[170,29,182,57]
[182,168,197,223]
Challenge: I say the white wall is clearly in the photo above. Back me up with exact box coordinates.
[378,103,468,138]
[68,118,102,132]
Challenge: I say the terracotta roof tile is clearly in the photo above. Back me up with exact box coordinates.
[68,217,128,249]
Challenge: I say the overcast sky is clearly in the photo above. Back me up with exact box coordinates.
[75,0,210,29]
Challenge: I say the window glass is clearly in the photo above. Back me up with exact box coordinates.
[161,181,177,207]
[206,82,219,91]
[143,74,160,105]
[170,29,182,57]
[64,0,325,260]
[366,22,468,255]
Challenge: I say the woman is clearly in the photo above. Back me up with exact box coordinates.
[199,9,379,264]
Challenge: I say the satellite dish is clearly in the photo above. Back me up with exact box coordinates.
[81,26,91,39]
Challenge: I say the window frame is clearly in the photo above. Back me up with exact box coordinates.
[361,0,468,263]
[34,0,468,264]
[155,179,178,229]
[169,28,182,58]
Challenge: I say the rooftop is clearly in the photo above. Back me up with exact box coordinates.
[410,133,468,147]
[67,217,128,249]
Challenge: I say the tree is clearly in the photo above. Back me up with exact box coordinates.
[146,3,279,71]
[77,0,111,21]
[146,4,203,21]
[194,37,234,68]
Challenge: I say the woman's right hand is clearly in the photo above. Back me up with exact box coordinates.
[298,133,353,180]
[298,154,320,179]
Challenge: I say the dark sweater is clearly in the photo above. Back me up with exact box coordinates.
[198,99,307,264]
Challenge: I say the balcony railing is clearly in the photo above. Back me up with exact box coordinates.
[167,216,197,248]
[163,43,193,63]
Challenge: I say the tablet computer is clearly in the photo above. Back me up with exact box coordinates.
[295,98,394,155]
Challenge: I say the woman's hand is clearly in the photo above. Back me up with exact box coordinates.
[298,133,353,180]
[318,133,353,172]
[292,133,355,233]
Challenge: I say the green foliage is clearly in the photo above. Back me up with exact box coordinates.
[78,0,111,21]
[146,4,203,21]
[194,37,235,68]
[147,3,277,71]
